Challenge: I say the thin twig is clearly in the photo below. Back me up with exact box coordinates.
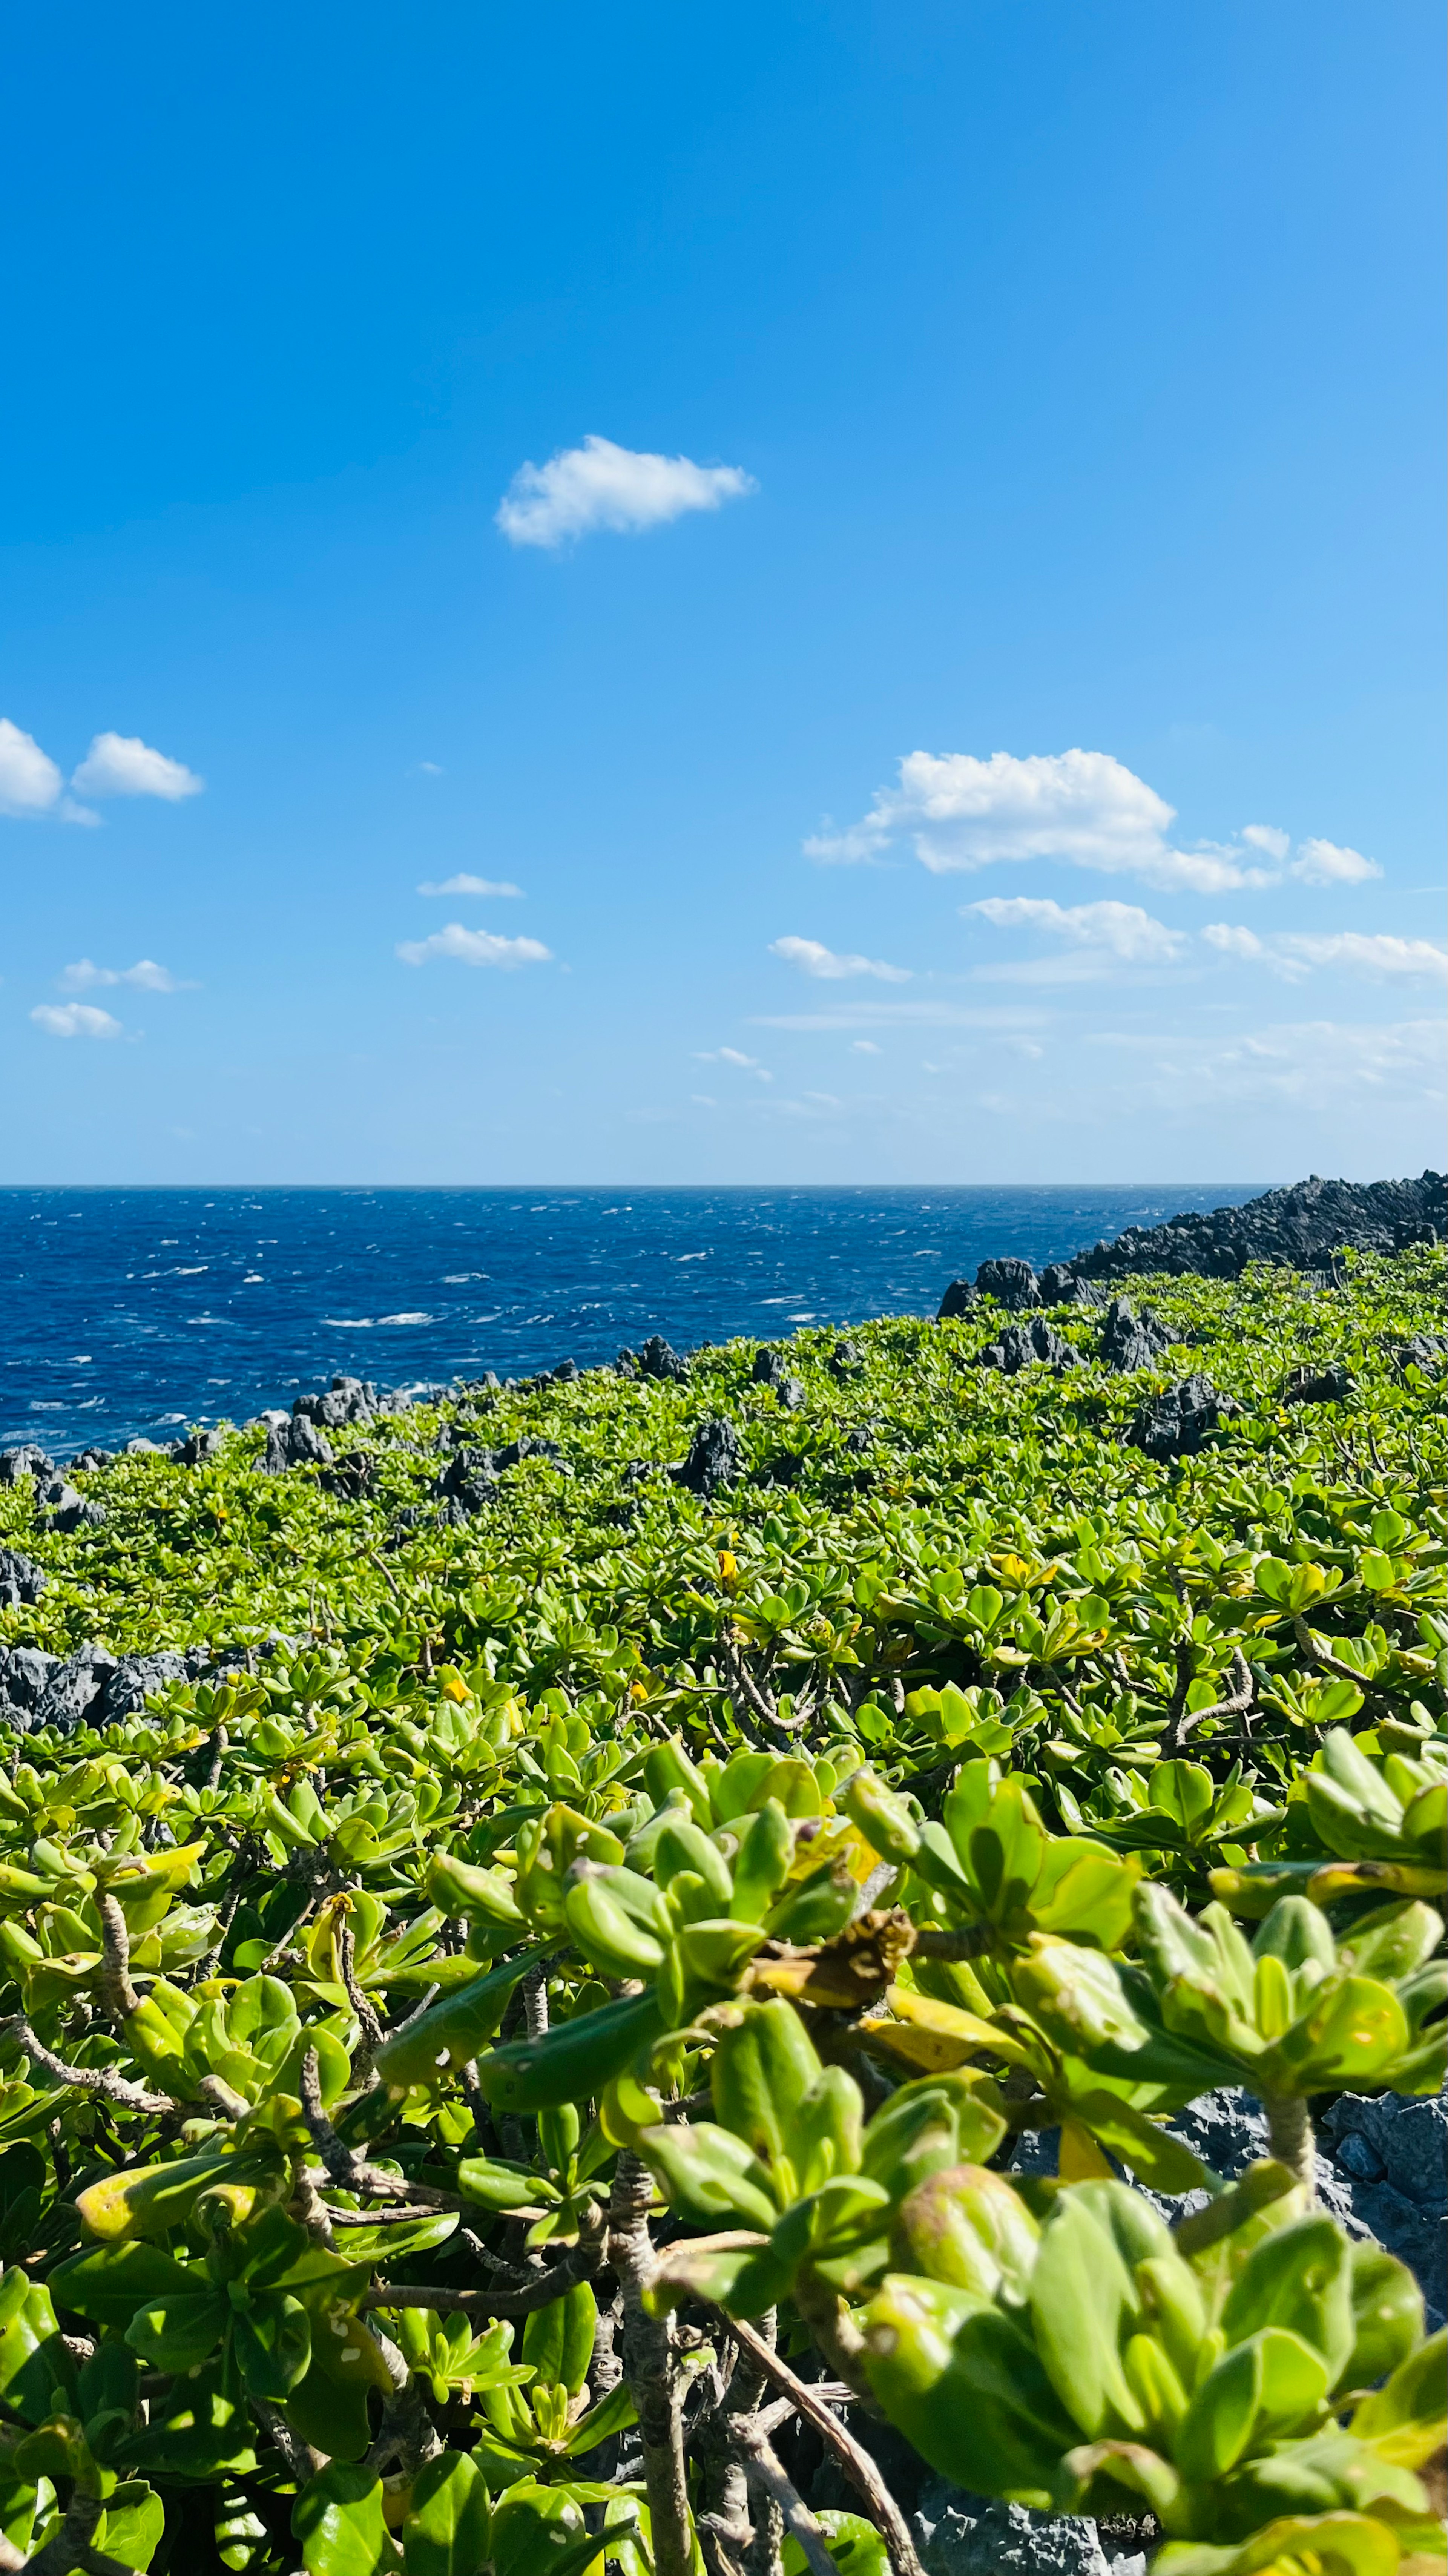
[737,2430,841,2576]
[721,2313,926,2576]
[1163,1647,1254,1756]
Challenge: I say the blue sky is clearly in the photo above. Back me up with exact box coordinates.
[3,0,1443,1185]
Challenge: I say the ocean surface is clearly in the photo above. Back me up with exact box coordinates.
[0,1185,1268,1454]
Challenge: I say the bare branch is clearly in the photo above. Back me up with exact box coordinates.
[97,1895,140,2023]
[0,2015,172,2117]
[1164,1647,1255,1756]
[737,2429,841,2576]
[722,2312,926,2576]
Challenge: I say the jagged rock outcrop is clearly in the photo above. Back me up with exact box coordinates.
[1065,1171,1445,1282]
[975,1256,1041,1310]
[1098,1297,1172,1373]
[1124,1374,1239,1460]
[672,1418,742,1495]
[978,1319,1080,1376]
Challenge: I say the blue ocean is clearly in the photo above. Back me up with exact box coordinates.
[1,1185,1267,1454]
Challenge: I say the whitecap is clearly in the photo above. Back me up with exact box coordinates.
[323,1317,375,1328]
[29,1401,65,1412]
[376,1312,432,1326]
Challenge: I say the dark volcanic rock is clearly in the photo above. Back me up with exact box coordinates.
[180,1428,224,1465]
[494,1437,566,1470]
[0,1647,61,1728]
[672,1418,742,1496]
[264,1415,334,1472]
[978,1319,1080,1376]
[1396,1333,1448,1376]
[975,1257,1040,1310]
[1099,1298,1172,1374]
[1125,1375,1239,1461]
[936,1279,979,1319]
[101,1651,193,1720]
[828,1339,864,1378]
[1283,1362,1355,1405]
[1063,1171,1445,1283]
[0,1550,45,1609]
[1038,1263,1106,1306]
[321,1452,377,1502]
[33,1643,118,1736]
[638,1335,690,1382]
[751,1349,790,1386]
[1319,2090,1447,2327]
[913,2482,1138,2576]
[295,1376,376,1430]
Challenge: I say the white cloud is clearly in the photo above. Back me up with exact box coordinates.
[965,896,1185,962]
[851,1039,882,1054]
[1242,823,1291,862]
[1289,836,1382,886]
[396,923,552,969]
[769,935,911,983]
[1090,1016,1445,1114]
[806,748,1279,893]
[0,720,64,818]
[59,957,182,992]
[71,732,203,801]
[755,1000,1046,1031]
[416,875,523,898]
[32,1002,123,1039]
[496,434,756,548]
[694,1047,771,1079]
[1203,926,1446,982]
[411,761,444,777]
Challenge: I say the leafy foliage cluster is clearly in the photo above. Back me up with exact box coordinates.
[0,1252,1442,2576]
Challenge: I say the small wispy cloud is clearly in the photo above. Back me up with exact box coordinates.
[965,896,1185,964]
[59,958,184,993]
[497,434,756,548]
[1203,926,1446,982]
[1288,837,1381,886]
[71,732,203,801]
[693,1046,771,1080]
[851,1039,882,1055]
[769,935,911,983]
[416,875,523,899]
[396,923,552,969]
[32,1002,124,1039]
[411,760,444,778]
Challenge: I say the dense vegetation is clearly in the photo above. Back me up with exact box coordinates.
[0,1251,1443,2576]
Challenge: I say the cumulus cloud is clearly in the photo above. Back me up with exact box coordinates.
[496,435,756,548]
[802,748,1370,896]
[0,720,64,818]
[59,958,182,992]
[32,1002,123,1039]
[965,896,1185,963]
[416,875,522,898]
[1203,926,1446,983]
[1289,837,1382,886]
[769,935,911,983]
[396,923,552,969]
[71,732,203,801]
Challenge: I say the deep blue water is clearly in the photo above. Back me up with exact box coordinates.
[0,1186,1269,1454]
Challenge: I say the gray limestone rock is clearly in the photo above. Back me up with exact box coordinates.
[0,1445,54,1485]
[100,1651,192,1720]
[0,1550,45,1609]
[32,1643,118,1736]
[0,1646,61,1727]
[180,1428,225,1465]
[912,2481,1142,2576]
[35,1478,106,1534]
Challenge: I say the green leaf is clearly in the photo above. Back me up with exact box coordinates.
[636,2120,779,2229]
[94,2480,165,2573]
[293,2464,402,2576]
[783,2510,890,2576]
[125,2288,230,2377]
[232,2291,312,2401]
[400,2450,491,2576]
